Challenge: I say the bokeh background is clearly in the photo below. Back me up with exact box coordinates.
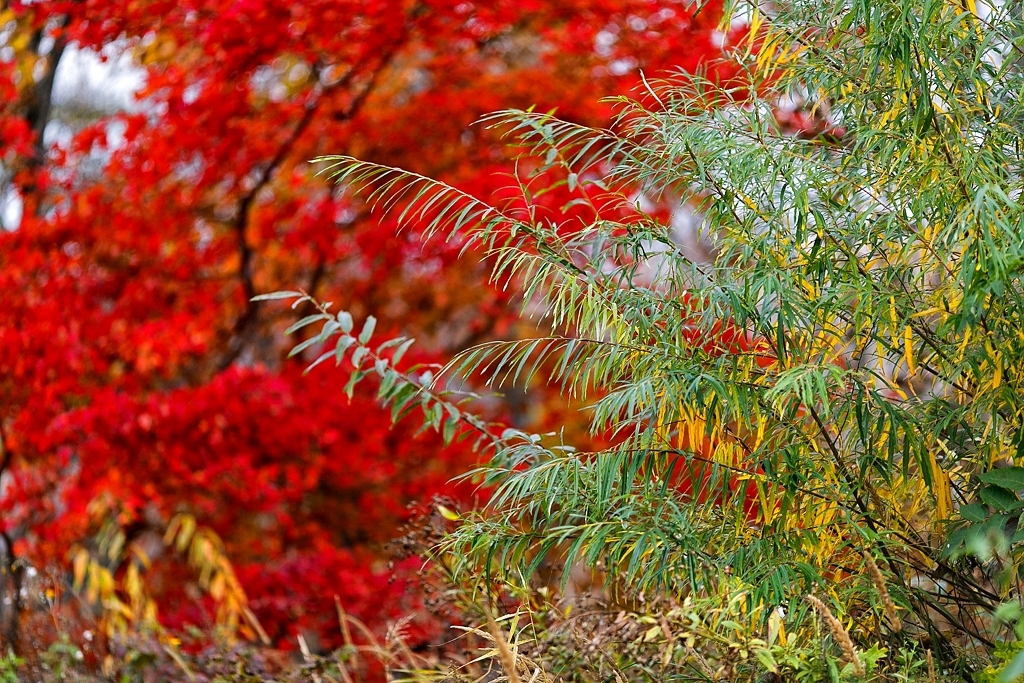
[0,0,737,665]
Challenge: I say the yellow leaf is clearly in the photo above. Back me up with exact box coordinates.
[747,9,763,57]
[928,450,952,520]
[73,549,89,590]
[10,30,30,53]
[209,572,226,601]
[437,504,460,521]
[768,608,786,647]
[903,326,915,374]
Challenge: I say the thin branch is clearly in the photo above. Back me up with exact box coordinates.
[217,45,404,372]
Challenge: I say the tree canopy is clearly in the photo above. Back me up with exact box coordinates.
[0,0,733,658]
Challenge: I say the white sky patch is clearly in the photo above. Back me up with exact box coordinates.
[1,185,23,231]
[52,41,146,114]
[2,42,146,229]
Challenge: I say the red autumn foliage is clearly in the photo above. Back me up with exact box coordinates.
[0,0,739,656]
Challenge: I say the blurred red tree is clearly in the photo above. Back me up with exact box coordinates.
[0,0,733,654]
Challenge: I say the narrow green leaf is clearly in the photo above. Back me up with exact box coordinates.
[358,315,377,344]
[288,335,323,358]
[338,311,354,334]
[334,335,355,363]
[251,290,303,301]
[285,314,329,336]
[304,350,335,375]
[391,338,416,366]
